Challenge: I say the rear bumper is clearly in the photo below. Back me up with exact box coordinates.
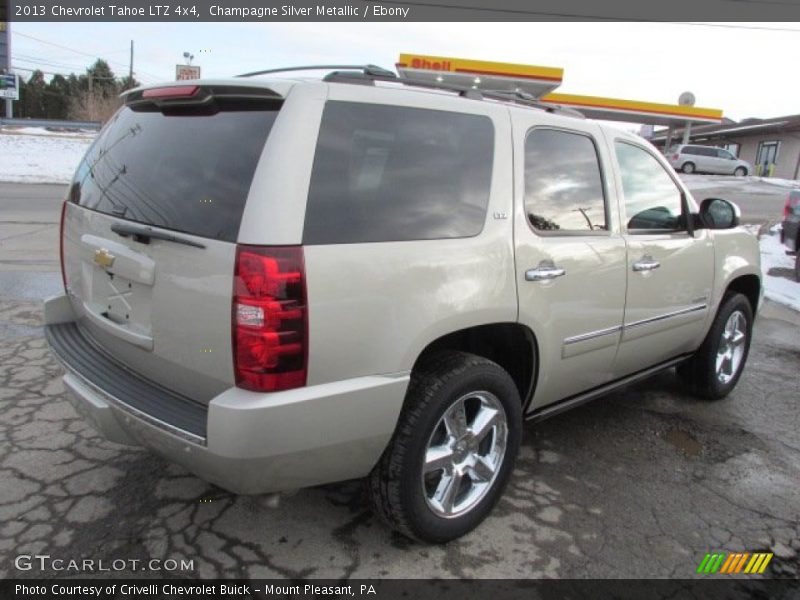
[44,295,408,494]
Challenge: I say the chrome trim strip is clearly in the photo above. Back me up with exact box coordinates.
[563,303,708,347]
[624,303,708,330]
[57,358,207,447]
[564,325,622,345]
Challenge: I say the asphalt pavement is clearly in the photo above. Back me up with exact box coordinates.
[0,180,798,580]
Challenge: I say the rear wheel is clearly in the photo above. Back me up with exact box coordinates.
[734,166,747,177]
[678,293,753,399]
[682,162,696,174]
[368,351,522,543]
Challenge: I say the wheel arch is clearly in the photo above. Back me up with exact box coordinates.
[411,323,538,412]
[725,273,761,314]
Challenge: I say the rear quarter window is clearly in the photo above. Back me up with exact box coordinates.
[303,101,495,245]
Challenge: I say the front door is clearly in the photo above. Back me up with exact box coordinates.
[513,119,627,410]
[607,138,715,378]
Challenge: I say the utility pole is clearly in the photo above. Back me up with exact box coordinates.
[1,18,12,119]
[128,40,134,88]
[88,75,93,120]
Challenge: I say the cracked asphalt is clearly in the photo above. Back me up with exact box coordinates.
[1,182,799,580]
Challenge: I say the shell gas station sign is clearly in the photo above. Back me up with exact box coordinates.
[397,53,723,126]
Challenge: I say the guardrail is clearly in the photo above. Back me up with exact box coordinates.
[0,118,101,131]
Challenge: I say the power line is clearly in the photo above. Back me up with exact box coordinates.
[12,30,163,80]
[14,53,89,71]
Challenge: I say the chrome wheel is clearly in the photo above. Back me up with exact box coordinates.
[716,310,747,384]
[422,391,507,518]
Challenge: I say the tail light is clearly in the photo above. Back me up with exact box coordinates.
[59,201,68,291]
[142,85,199,99]
[784,193,799,218]
[672,154,679,161]
[233,246,308,392]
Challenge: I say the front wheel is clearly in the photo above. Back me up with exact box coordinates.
[734,166,747,177]
[678,293,753,399]
[368,351,522,543]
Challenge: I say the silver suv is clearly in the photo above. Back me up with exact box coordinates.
[45,67,761,542]
[668,143,751,176]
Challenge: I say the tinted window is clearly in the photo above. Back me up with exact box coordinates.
[716,149,733,159]
[615,142,684,231]
[303,102,494,244]
[69,105,278,242]
[524,129,607,232]
[683,146,700,156]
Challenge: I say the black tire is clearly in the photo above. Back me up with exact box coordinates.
[678,293,753,400]
[368,351,522,543]
[734,166,747,177]
[682,162,696,174]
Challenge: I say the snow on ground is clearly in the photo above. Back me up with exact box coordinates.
[759,230,800,312]
[7,126,98,138]
[680,173,800,194]
[0,128,94,184]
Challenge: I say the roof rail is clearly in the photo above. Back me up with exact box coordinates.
[485,90,586,118]
[236,64,396,79]
[235,64,583,118]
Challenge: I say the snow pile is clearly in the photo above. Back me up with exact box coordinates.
[0,129,94,184]
[8,126,98,139]
[759,231,800,312]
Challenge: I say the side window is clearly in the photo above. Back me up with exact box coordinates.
[614,142,685,232]
[303,101,494,245]
[717,149,733,160]
[684,146,698,156]
[524,129,607,233]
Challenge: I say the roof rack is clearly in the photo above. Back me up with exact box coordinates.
[236,64,396,79]
[236,64,583,118]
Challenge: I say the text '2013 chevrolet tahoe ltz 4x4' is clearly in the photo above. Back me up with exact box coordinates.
[44,67,761,543]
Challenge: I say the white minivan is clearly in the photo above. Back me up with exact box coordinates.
[668,144,751,176]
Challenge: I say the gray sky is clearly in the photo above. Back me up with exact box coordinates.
[9,21,800,121]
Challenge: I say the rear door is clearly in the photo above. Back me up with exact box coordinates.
[513,118,627,409]
[62,86,283,402]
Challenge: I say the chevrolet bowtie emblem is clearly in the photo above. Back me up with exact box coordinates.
[94,248,116,268]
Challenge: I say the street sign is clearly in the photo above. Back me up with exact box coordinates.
[175,64,201,80]
[0,73,18,100]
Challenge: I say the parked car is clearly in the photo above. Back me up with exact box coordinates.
[780,189,800,281]
[44,68,761,543]
[667,144,751,176]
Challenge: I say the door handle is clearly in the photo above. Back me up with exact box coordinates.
[526,264,566,281]
[633,256,661,272]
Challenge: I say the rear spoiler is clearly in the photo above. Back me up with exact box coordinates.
[123,85,283,114]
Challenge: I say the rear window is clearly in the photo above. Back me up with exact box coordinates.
[303,101,494,245]
[68,105,278,242]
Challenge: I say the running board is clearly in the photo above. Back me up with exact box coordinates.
[526,354,692,423]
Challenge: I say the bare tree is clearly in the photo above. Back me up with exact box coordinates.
[68,89,123,123]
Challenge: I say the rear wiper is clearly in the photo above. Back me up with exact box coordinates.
[111,222,206,249]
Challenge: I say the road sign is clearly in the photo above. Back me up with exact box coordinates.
[0,73,18,100]
[176,64,201,81]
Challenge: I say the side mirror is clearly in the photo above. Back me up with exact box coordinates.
[699,197,740,229]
